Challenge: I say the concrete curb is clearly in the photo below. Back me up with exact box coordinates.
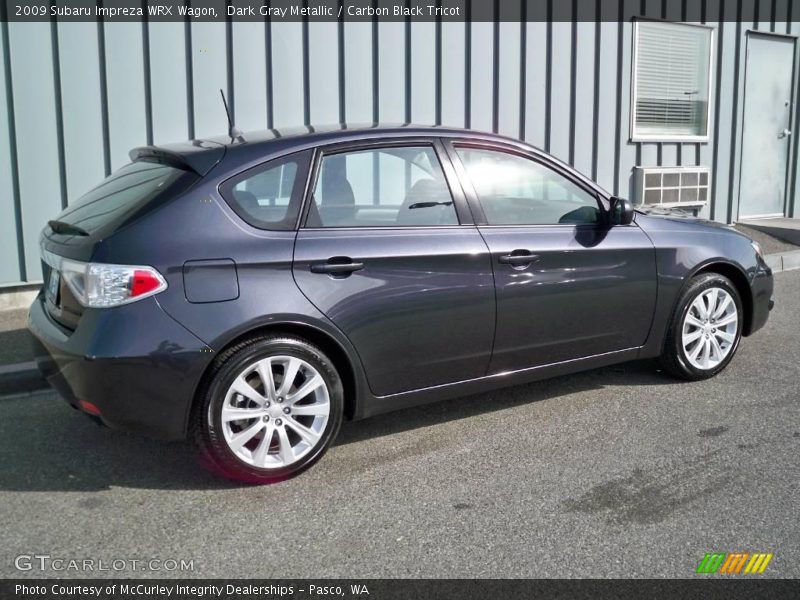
[765,249,800,273]
[1,251,799,400]
[0,387,56,403]
[0,360,48,397]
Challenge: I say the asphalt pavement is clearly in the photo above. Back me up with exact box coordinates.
[1,271,798,579]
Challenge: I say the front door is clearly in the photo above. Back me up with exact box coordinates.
[292,141,495,397]
[738,32,796,219]
[450,144,658,373]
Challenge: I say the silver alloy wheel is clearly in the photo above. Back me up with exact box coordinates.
[681,287,738,370]
[219,355,330,468]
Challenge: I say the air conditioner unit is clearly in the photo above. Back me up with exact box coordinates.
[633,166,710,209]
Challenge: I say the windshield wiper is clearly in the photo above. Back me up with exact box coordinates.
[48,220,90,236]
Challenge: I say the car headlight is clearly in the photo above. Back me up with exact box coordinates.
[751,240,764,259]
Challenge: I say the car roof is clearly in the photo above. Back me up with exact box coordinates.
[205,122,525,149]
[131,123,607,198]
[140,123,536,174]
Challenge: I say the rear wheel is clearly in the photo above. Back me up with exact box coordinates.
[659,273,743,381]
[193,335,343,483]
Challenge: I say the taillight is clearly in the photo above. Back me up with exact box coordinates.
[78,400,102,416]
[131,269,164,297]
[60,259,167,308]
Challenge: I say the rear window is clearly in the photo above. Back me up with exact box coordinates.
[51,161,197,236]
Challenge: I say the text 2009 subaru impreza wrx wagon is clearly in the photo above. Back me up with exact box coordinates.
[29,125,774,483]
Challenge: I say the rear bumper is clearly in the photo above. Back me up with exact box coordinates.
[747,261,773,336]
[27,293,212,441]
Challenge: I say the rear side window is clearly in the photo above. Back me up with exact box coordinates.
[220,150,311,230]
[306,146,458,227]
[52,161,196,236]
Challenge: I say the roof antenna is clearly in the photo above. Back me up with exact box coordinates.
[219,89,245,143]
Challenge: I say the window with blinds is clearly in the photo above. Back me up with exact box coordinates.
[632,20,714,140]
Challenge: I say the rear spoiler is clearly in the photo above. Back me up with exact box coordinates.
[129,141,226,176]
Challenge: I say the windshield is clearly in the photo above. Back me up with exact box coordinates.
[51,160,198,236]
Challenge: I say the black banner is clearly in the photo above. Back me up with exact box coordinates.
[3,579,800,600]
[1,0,755,23]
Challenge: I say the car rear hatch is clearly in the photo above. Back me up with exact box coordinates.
[40,143,224,330]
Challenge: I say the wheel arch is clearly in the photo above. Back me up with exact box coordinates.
[691,260,754,336]
[186,319,363,438]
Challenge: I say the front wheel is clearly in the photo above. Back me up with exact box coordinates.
[659,273,743,381]
[193,335,344,483]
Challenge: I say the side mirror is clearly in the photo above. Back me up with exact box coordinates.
[609,197,634,225]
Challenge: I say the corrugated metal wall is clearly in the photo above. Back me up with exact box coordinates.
[1,0,799,285]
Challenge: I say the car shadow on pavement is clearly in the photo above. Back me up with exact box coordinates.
[0,360,673,493]
[0,396,236,493]
[335,359,673,447]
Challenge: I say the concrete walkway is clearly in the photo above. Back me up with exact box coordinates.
[734,223,799,255]
[739,217,800,247]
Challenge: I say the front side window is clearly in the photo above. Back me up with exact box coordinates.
[221,151,309,230]
[456,148,601,226]
[632,20,713,140]
[306,146,458,227]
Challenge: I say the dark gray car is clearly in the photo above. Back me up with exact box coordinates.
[28,125,774,483]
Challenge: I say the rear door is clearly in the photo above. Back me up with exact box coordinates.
[292,139,495,397]
[448,141,657,373]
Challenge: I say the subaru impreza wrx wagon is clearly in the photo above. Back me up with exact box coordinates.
[28,125,773,483]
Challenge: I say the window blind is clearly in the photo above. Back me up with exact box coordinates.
[634,21,712,138]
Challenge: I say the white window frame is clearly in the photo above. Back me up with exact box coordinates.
[630,19,715,143]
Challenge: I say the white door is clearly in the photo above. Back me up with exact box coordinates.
[738,33,795,219]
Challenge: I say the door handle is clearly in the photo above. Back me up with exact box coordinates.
[310,258,364,275]
[498,252,540,266]
[778,128,792,139]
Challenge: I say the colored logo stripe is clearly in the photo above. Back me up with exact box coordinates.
[744,553,773,574]
[697,553,726,574]
[696,552,773,574]
[719,553,749,574]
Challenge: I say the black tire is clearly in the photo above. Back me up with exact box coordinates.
[192,335,344,484]
[659,272,743,381]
